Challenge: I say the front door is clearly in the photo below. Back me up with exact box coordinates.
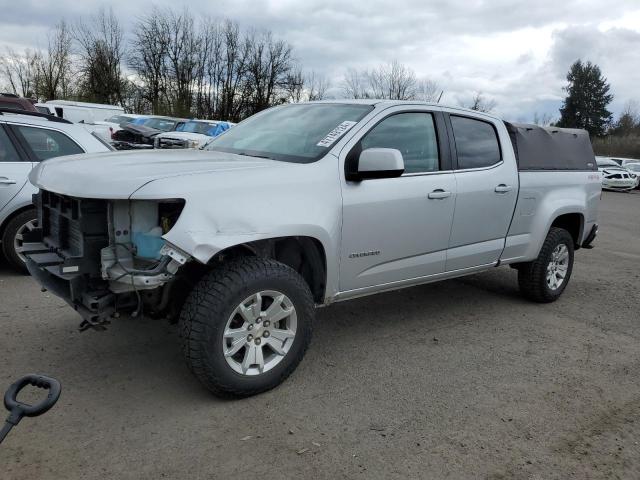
[339,108,456,292]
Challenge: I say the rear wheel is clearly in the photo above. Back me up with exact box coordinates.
[179,256,314,397]
[1,209,37,274]
[517,227,574,303]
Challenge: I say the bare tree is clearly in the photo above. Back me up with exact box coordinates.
[163,8,200,116]
[467,92,496,113]
[34,21,73,101]
[306,71,330,101]
[282,67,305,103]
[342,68,370,99]
[74,8,126,105]
[1,48,38,98]
[532,111,554,126]
[129,11,170,114]
[367,60,417,100]
[416,78,440,102]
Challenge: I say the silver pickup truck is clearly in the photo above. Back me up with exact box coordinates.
[24,101,601,397]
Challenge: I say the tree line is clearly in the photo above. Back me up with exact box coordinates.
[0,7,443,122]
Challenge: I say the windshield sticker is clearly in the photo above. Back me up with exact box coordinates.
[316,121,357,147]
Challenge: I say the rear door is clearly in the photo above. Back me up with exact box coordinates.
[445,113,519,271]
[0,125,32,213]
[339,106,457,292]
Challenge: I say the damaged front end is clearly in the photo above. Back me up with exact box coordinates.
[23,191,189,331]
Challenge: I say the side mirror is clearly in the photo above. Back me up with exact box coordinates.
[354,148,405,180]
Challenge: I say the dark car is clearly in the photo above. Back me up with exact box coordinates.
[0,93,38,112]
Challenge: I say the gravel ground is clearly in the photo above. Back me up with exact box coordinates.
[0,191,639,479]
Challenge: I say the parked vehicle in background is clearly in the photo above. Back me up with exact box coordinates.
[93,114,150,138]
[596,157,638,191]
[24,101,600,397]
[39,100,124,124]
[624,162,640,188]
[154,120,232,149]
[139,116,186,132]
[0,108,112,272]
[1,93,38,112]
[609,157,640,168]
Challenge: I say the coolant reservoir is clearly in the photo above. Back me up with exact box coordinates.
[130,202,165,259]
[132,226,165,259]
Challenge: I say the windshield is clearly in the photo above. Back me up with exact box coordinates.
[144,118,178,131]
[204,103,373,163]
[625,163,640,172]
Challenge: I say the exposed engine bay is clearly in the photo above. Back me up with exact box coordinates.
[23,191,189,331]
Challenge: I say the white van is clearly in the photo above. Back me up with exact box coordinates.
[35,100,124,124]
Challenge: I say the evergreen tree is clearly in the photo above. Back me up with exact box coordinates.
[558,60,613,137]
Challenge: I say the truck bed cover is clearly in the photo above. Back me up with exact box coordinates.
[506,123,596,171]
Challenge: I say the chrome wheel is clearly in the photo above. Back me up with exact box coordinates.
[222,290,297,376]
[13,218,37,263]
[546,244,569,291]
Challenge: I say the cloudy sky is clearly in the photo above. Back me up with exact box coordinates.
[1,0,639,121]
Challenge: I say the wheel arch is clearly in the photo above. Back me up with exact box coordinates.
[206,236,328,304]
[0,204,36,243]
[550,212,584,249]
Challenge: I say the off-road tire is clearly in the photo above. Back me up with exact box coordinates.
[1,209,37,274]
[179,256,314,397]
[517,227,574,303]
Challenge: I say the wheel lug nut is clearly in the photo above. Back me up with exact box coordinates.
[248,324,253,331]
[247,334,253,342]
[255,338,261,345]
[264,321,270,327]
[263,331,270,338]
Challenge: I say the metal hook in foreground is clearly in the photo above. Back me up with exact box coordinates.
[0,374,61,445]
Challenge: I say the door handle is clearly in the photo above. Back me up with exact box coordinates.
[0,178,17,185]
[494,184,513,193]
[428,189,451,200]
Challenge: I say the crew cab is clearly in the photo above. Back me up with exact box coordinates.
[24,101,601,397]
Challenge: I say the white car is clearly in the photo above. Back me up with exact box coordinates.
[624,162,640,189]
[596,157,638,191]
[154,120,232,149]
[0,108,112,272]
[608,156,640,168]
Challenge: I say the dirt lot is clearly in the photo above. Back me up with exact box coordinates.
[1,191,639,479]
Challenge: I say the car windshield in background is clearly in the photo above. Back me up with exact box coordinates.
[626,163,640,172]
[180,121,217,135]
[597,159,620,167]
[204,103,373,163]
[144,118,177,131]
[107,115,135,125]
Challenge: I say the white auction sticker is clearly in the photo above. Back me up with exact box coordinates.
[316,121,357,147]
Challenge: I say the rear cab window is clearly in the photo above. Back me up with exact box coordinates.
[450,115,501,169]
[13,125,84,161]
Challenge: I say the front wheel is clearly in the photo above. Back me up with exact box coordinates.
[179,257,314,397]
[517,227,575,303]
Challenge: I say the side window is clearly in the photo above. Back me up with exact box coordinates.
[0,127,22,162]
[450,116,501,169]
[360,112,439,174]
[15,125,84,161]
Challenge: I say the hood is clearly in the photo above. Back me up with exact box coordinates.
[29,149,279,199]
